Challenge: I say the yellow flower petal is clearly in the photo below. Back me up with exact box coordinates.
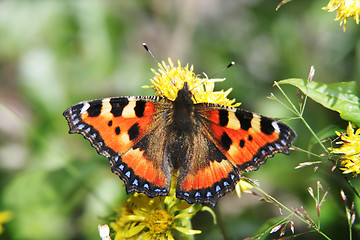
[330,122,360,176]
[107,192,203,239]
[124,224,146,238]
[235,179,253,198]
[144,58,240,107]
[323,0,360,31]
[174,226,202,235]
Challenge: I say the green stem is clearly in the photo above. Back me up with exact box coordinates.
[248,180,332,240]
[346,180,360,200]
[293,145,326,159]
[317,182,321,229]
[349,225,352,240]
[274,81,329,153]
[299,116,329,153]
[274,81,301,116]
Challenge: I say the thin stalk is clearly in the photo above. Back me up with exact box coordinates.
[349,224,352,240]
[274,81,329,153]
[317,182,321,228]
[346,180,360,199]
[249,181,332,240]
[293,145,326,159]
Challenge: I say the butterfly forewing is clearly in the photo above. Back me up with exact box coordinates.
[198,103,296,172]
[63,96,172,197]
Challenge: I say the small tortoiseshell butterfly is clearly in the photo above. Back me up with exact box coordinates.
[63,65,295,207]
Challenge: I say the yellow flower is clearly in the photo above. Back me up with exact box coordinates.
[109,193,203,240]
[235,179,254,198]
[0,211,13,234]
[329,122,360,176]
[322,0,360,31]
[143,58,240,107]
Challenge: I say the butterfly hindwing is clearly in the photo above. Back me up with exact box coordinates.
[63,96,172,197]
[175,134,239,207]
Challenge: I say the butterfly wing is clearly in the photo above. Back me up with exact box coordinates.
[176,103,295,207]
[175,131,240,207]
[201,104,296,172]
[63,96,172,197]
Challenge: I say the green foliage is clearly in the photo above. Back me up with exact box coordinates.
[1,0,360,239]
[279,79,360,126]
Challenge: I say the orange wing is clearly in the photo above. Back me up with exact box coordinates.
[63,96,172,197]
[176,103,295,207]
[201,105,296,173]
[175,134,240,207]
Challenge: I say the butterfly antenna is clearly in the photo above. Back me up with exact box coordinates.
[143,43,177,97]
[191,61,235,99]
[209,61,235,78]
[143,43,159,64]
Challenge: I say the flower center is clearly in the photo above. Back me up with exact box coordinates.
[145,209,172,234]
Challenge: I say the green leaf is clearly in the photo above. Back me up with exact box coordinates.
[278,79,360,126]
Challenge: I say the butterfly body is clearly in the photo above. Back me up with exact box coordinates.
[63,82,295,207]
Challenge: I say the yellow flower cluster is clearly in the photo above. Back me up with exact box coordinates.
[143,58,240,107]
[330,122,360,176]
[109,193,202,240]
[323,0,360,31]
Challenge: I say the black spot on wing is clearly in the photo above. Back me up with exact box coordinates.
[260,116,275,135]
[134,101,146,117]
[115,126,120,135]
[208,140,227,163]
[132,135,149,152]
[239,139,245,148]
[87,100,102,117]
[220,132,232,151]
[128,123,140,141]
[218,109,229,127]
[110,98,128,117]
[235,110,253,131]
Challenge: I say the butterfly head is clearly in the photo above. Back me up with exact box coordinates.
[172,82,195,121]
[175,82,193,102]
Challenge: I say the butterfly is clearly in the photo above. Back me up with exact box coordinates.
[63,82,295,207]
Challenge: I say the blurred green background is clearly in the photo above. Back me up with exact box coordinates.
[0,0,359,239]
